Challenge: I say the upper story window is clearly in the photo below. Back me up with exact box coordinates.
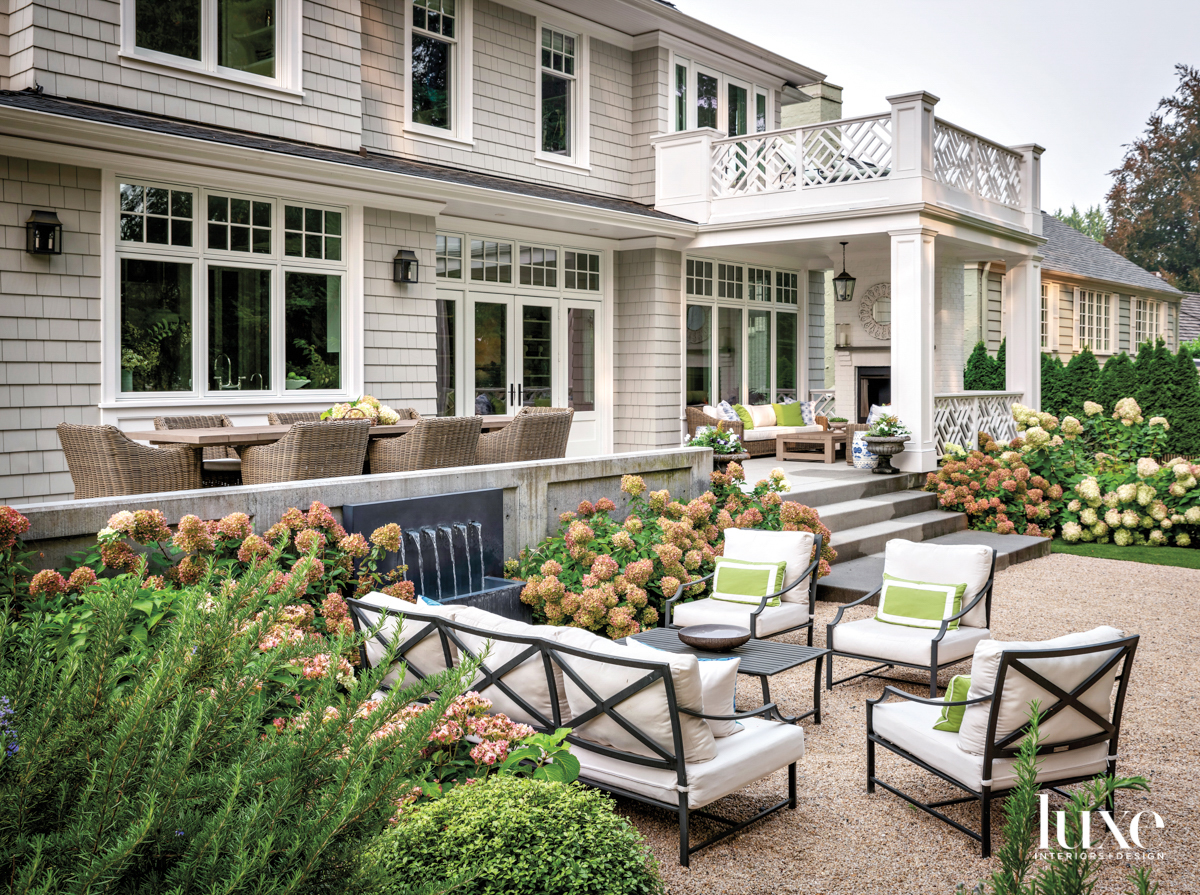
[122,0,299,95]
[407,0,473,143]
[536,22,590,169]
[672,56,772,137]
[1078,289,1111,353]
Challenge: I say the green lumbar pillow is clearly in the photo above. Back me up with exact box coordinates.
[772,401,806,427]
[732,404,754,429]
[933,674,972,732]
[875,573,966,630]
[711,556,787,607]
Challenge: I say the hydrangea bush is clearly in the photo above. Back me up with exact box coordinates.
[322,393,404,425]
[927,397,1200,547]
[508,465,836,638]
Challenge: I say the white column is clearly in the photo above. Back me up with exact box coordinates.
[1005,256,1043,410]
[889,227,938,472]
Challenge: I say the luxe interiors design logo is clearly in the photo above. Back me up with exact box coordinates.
[1037,795,1166,860]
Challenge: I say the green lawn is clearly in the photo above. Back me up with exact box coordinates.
[1050,539,1200,569]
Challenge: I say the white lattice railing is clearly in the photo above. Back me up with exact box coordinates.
[809,389,837,419]
[934,392,1022,455]
[710,113,892,199]
[932,119,1022,208]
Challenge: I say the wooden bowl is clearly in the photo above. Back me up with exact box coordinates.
[678,624,751,652]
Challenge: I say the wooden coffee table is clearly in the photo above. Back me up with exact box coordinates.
[776,430,846,463]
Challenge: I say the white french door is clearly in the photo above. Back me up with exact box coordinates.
[468,295,557,415]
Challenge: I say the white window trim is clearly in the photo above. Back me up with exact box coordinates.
[103,175,361,407]
[534,18,591,172]
[404,0,475,147]
[1075,287,1112,355]
[119,0,303,101]
[669,52,773,135]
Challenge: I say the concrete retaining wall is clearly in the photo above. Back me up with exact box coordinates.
[18,448,712,571]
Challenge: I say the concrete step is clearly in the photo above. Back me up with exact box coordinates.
[827,509,969,565]
[816,530,1052,603]
[812,489,938,533]
[782,470,925,509]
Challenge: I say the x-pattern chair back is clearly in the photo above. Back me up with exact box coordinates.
[348,600,453,685]
[984,636,1139,762]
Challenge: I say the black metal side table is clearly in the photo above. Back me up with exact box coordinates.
[628,627,829,724]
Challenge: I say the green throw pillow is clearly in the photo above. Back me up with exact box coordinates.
[711,557,788,607]
[733,404,754,429]
[933,674,972,732]
[772,402,806,427]
[875,573,966,630]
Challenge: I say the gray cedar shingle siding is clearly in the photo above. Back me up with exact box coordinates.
[1041,212,1182,298]
[0,157,102,505]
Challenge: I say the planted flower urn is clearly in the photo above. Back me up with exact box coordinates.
[862,414,911,476]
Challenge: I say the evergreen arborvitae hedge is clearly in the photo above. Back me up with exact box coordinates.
[994,338,1007,390]
[1138,339,1175,422]
[964,341,998,391]
[1040,352,1067,416]
[1061,347,1100,418]
[1169,345,1200,455]
[1097,352,1137,413]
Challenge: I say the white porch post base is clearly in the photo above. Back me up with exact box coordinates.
[1005,256,1042,411]
[889,227,939,473]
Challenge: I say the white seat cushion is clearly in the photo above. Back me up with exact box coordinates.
[626,639,741,738]
[451,606,570,728]
[884,539,993,628]
[672,597,811,637]
[574,716,804,808]
[724,528,814,603]
[957,626,1126,756]
[872,700,1109,791]
[548,626,717,763]
[832,618,990,666]
[746,404,777,428]
[358,593,458,691]
[742,424,823,442]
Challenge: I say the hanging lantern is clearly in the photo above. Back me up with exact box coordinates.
[833,241,856,302]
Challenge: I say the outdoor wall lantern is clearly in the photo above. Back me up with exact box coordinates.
[833,241,856,302]
[25,210,63,255]
[393,249,419,284]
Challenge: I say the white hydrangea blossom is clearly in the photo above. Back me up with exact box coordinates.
[1185,506,1200,525]
[1177,532,1193,547]
[1113,528,1133,546]
[1148,416,1170,430]
[1105,509,1122,527]
[1083,401,1104,417]
[1080,507,1098,526]
[1076,478,1102,502]
[1122,510,1141,529]
[1068,499,1082,513]
[1116,483,1137,503]
[1136,484,1155,506]
[1061,521,1083,542]
[1148,529,1166,546]
[1136,457,1161,479]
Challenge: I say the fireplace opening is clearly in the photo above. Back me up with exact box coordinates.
[857,366,891,423]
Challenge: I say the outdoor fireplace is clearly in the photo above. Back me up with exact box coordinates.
[342,489,528,621]
[856,366,891,423]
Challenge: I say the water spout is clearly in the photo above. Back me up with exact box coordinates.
[470,521,484,592]
[423,527,442,600]
[407,530,425,597]
[439,525,458,597]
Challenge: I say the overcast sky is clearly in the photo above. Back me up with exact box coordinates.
[676,0,1200,215]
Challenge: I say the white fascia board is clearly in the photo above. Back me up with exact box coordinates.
[0,105,696,238]
[633,31,789,90]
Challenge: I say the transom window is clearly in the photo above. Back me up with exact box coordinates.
[775,271,798,305]
[124,0,297,92]
[437,235,463,279]
[718,263,743,300]
[1078,289,1111,353]
[520,245,558,287]
[686,259,713,297]
[115,179,347,399]
[471,239,513,283]
[411,0,456,131]
[565,251,600,291]
[1135,298,1161,350]
[748,267,771,302]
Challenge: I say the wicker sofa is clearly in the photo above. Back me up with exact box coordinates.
[685,406,823,459]
[348,592,806,867]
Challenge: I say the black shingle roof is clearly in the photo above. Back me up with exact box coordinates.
[1041,211,1181,297]
[0,90,690,224]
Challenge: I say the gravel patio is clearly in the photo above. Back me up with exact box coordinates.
[620,552,1197,895]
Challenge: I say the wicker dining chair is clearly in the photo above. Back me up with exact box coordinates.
[240,419,371,485]
[267,411,324,425]
[154,414,241,486]
[476,406,574,464]
[57,423,202,499]
[368,416,481,473]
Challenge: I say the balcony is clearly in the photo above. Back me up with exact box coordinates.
[651,91,1042,237]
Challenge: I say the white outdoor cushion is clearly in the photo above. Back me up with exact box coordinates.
[451,606,570,728]
[626,639,741,737]
[831,618,990,666]
[358,593,458,691]
[702,405,719,419]
[872,700,1109,791]
[548,626,717,763]
[672,597,810,637]
[883,539,993,628]
[723,528,815,603]
[746,404,777,428]
[742,424,823,442]
[573,715,804,808]
[957,626,1126,757]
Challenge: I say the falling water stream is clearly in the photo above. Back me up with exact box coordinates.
[470,522,484,592]
[439,526,458,596]
[455,523,471,590]
[423,527,443,600]
[407,530,425,596]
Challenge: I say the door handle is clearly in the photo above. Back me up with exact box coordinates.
[517,383,523,406]
[509,383,515,407]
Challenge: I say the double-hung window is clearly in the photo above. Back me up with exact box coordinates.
[1040,283,1048,349]
[115,179,349,399]
[1134,298,1161,350]
[122,0,300,95]
[1077,289,1111,353]
[536,23,589,168]
[407,0,472,142]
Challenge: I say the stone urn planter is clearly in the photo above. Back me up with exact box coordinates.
[862,436,908,475]
[713,450,750,472]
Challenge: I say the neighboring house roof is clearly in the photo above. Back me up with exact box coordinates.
[0,90,691,224]
[1180,293,1200,342]
[1040,212,1183,298]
